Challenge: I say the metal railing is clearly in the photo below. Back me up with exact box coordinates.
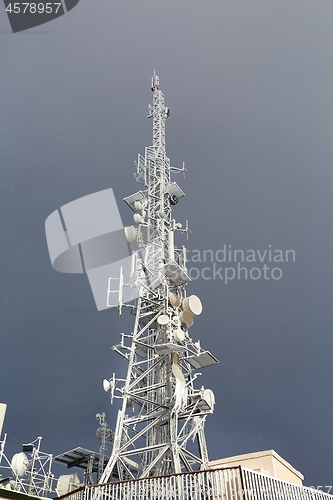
[241,468,333,500]
[57,467,333,500]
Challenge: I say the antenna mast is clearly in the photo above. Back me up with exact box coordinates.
[100,73,218,483]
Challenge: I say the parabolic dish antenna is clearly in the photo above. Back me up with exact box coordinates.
[174,328,185,343]
[157,314,169,325]
[183,295,203,316]
[169,293,180,307]
[180,310,194,327]
[103,379,112,392]
[11,452,29,477]
[124,225,137,243]
[56,473,81,497]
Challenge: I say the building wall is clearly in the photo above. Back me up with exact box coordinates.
[210,449,304,485]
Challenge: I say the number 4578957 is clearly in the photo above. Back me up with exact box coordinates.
[6,3,62,14]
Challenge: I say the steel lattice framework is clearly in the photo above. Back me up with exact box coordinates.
[99,74,218,484]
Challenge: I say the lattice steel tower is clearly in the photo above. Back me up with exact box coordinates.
[100,73,218,483]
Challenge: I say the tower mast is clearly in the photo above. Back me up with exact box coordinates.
[100,73,218,483]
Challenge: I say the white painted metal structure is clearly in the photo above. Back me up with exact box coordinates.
[100,73,218,483]
[0,436,54,496]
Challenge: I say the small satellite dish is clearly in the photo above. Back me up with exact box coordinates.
[103,379,111,392]
[169,293,180,307]
[133,213,143,224]
[133,201,143,211]
[174,328,185,343]
[170,194,178,206]
[157,314,169,326]
[124,225,137,243]
[56,473,81,497]
[11,452,29,477]
[180,311,194,327]
[182,295,203,316]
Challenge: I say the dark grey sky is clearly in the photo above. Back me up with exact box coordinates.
[1,0,333,488]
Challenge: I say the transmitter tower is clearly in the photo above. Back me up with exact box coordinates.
[100,74,218,483]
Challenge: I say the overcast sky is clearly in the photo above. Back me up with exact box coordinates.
[1,0,333,489]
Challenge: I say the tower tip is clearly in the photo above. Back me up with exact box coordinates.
[151,72,159,91]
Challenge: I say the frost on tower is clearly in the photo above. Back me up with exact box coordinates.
[100,73,219,483]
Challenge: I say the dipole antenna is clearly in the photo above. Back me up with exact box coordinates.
[100,74,218,483]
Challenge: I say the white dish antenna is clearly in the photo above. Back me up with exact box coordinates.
[124,225,137,243]
[183,295,203,316]
[174,328,185,343]
[133,213,143,224]
[133,201,143,211]
[157,314,169,326]
[169,293,180,307]
[103,379,112,392]
[56,473,81,497]
[180,310,193,327]
[11,452,29,477]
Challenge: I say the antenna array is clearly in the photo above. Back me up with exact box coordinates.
[100,74,218,483]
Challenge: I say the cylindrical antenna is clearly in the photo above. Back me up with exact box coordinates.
[0,404,7,439]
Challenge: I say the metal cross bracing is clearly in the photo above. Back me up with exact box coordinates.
[99,73,218,484]
[0,435,55,496]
